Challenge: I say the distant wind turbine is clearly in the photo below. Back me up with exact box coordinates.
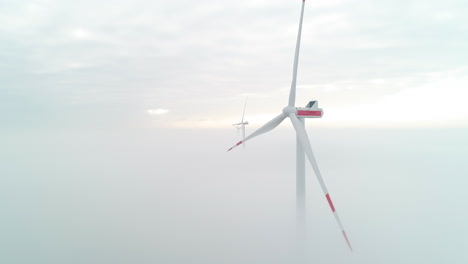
[232,98,249,149]
[227,0,352,251]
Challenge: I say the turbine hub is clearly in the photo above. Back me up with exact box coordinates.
[282,106,296,115]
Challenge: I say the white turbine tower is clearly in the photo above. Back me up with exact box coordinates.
[232,98,249,149]
[227,0,352,251]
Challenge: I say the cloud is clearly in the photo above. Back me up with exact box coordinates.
[2,0,468,130]
[147,109,169,116]
[70,28,90,39]
[320,67,468,127]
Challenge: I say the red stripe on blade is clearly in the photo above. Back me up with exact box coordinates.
[326,194,336,212]
[342,230,353,251]
[227,141,243,151]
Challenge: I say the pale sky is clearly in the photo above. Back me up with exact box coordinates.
[2,0,468,130]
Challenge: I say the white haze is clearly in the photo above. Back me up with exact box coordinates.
[1,126,467,263]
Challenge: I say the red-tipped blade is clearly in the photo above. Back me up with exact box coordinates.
[326,193,353,251]
[289,113,352,252]
[342,230,353,251]
[226,113,286,152]
[227,140,243,151]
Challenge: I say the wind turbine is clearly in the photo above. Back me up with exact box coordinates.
[232,98,249,149]
[227,0,352,251]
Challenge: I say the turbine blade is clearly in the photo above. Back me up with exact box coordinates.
[289,113,353,251]
[241,97,248,123]
[288,0,305,107]
[227,113,286,151]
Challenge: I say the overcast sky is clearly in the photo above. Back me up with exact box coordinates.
[2,0,468,130]
[2,1,468,263]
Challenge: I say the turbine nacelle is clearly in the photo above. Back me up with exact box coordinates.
[282,100,324,118]
[297,100,323,118]
[232,121,249,128]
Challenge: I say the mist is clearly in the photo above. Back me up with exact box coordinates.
[2,125,467,263]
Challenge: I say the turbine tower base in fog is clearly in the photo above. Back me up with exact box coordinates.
[296,117,306,239]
